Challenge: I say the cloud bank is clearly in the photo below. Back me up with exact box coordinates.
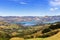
[49,0,60,11]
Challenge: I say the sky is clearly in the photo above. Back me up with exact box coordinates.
[0,0,60,16]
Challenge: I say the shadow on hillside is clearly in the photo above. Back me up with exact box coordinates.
[40,23,60,38]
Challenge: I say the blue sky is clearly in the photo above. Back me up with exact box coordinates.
[0,0,60,16]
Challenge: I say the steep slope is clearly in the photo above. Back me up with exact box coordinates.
[26,30,60,40]
[44,31,60,40]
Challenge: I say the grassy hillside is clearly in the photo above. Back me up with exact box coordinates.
[26,31,60,40]
[0,21,60,40]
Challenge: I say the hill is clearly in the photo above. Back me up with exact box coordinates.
[0,21,60,40]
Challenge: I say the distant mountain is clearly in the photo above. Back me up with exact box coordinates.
[0,16,60,23]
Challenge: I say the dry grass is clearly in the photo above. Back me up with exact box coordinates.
[26,32,60,40]
[44,32,60,40]
[9,37,24,40]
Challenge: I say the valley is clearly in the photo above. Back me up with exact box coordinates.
[0,20,60,40]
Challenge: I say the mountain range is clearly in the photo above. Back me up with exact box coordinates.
[0,16,60,23]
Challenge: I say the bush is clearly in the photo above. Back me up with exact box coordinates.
[42,28,51,33]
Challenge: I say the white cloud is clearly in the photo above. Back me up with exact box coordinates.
[54,7,58,10]
[50,8,54,11]
[50,7,58,11]
[9,0,28,4]
[50,0,60,6]
[9,0,19,1]
[20,2,27,4]
[49,0,60,11]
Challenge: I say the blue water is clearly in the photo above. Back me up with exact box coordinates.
[14,21,38,26]
[13,20,60,26]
